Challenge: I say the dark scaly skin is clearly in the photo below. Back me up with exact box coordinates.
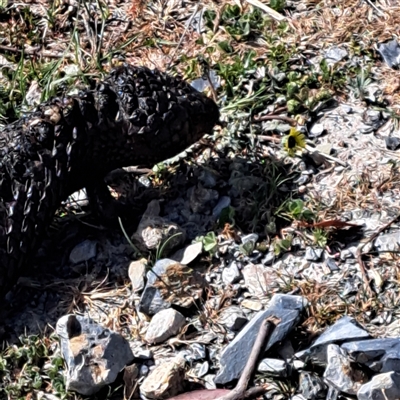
[0,65,220,298]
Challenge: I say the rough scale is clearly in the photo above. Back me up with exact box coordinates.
[0,65,220,298]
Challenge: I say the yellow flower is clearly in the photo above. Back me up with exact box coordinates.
[282,127,306,157]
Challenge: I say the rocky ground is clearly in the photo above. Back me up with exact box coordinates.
[2,0,400,399]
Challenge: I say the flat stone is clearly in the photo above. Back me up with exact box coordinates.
[323,344,364,395]
[241,299,263,311]
[170,242,203,265]
[299,371,327,399]
[128,258,147,292]
[324,46,348,63]
[139,259,175,315]
[377,39,400,68]
[305,247,323,261]
[385,137,400,151]
[342,338,400,372]
[241,233,259,246]
[257,358,288,377]
[374,232,400,252]
[297,316,371,362]
[179,343,207,362]
[56,314,134,395]
[140,356,186,399]
[69,240,97,264]
[358,371,400,400]
[145,309,186,344]
[242,263,269,296]
[309,123,325,138]
[218,306,248,331]
[222,261,241,284]
[212,196,231,218]
[214,294,305,384]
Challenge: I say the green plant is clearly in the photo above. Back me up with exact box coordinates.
[0,334,69,399]
[275,199,315,222]
[272,235,293,256]
[312,228,328,248]
[201,231,218,255]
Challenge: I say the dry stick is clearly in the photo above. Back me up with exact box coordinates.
[216,316,280,400]
[356,213,400,295]
[0,44,74,60]
[253,114,297,126]
[166,4,199,71]
[243,385,270,399]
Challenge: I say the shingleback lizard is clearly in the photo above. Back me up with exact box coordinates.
[0,64,220,298]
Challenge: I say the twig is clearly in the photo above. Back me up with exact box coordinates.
[356,214,400,295]
[216,316,279,400]
[243,385,270,399]
[0,44,75,60]
[166,5,199,71]
[249,134,280,143]
[305,145,348,167]
[253,114,296,126]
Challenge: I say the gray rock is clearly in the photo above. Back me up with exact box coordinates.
[193,361,209,378]
[325,257,339,272]
[199,169,218,188]
[385,136,400,151]
[190,184,219,213]
[69,240,97,264]
[297,316,371,363]
[323,344,363,395]
[179,343,207,362]
[145,309,186,344]
[133,349,153,360]
[324,46,348,63]
[218,306,248,331]
[214,294,305,384]
[132,200,186,253]
[212,196,231,218]
[377,39,400,68]
[138,259,176,315]
[56,314,134,395]
[374,232,400,252]
[257,358,288,377]
[358,372,400,400]
[305,247,323,261]
[241,233,259,246]
[342,338,400,373]
[262,251,275,264]
[299,371,327,399]
[222,261,241,284]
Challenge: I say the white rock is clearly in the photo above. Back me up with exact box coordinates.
[145,309,186,344]
[358,371,400,400]
[324,344,363,395]
[128,258,147,292]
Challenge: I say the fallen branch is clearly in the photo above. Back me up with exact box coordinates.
[253,114,297,126]
[216,316,279,400]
